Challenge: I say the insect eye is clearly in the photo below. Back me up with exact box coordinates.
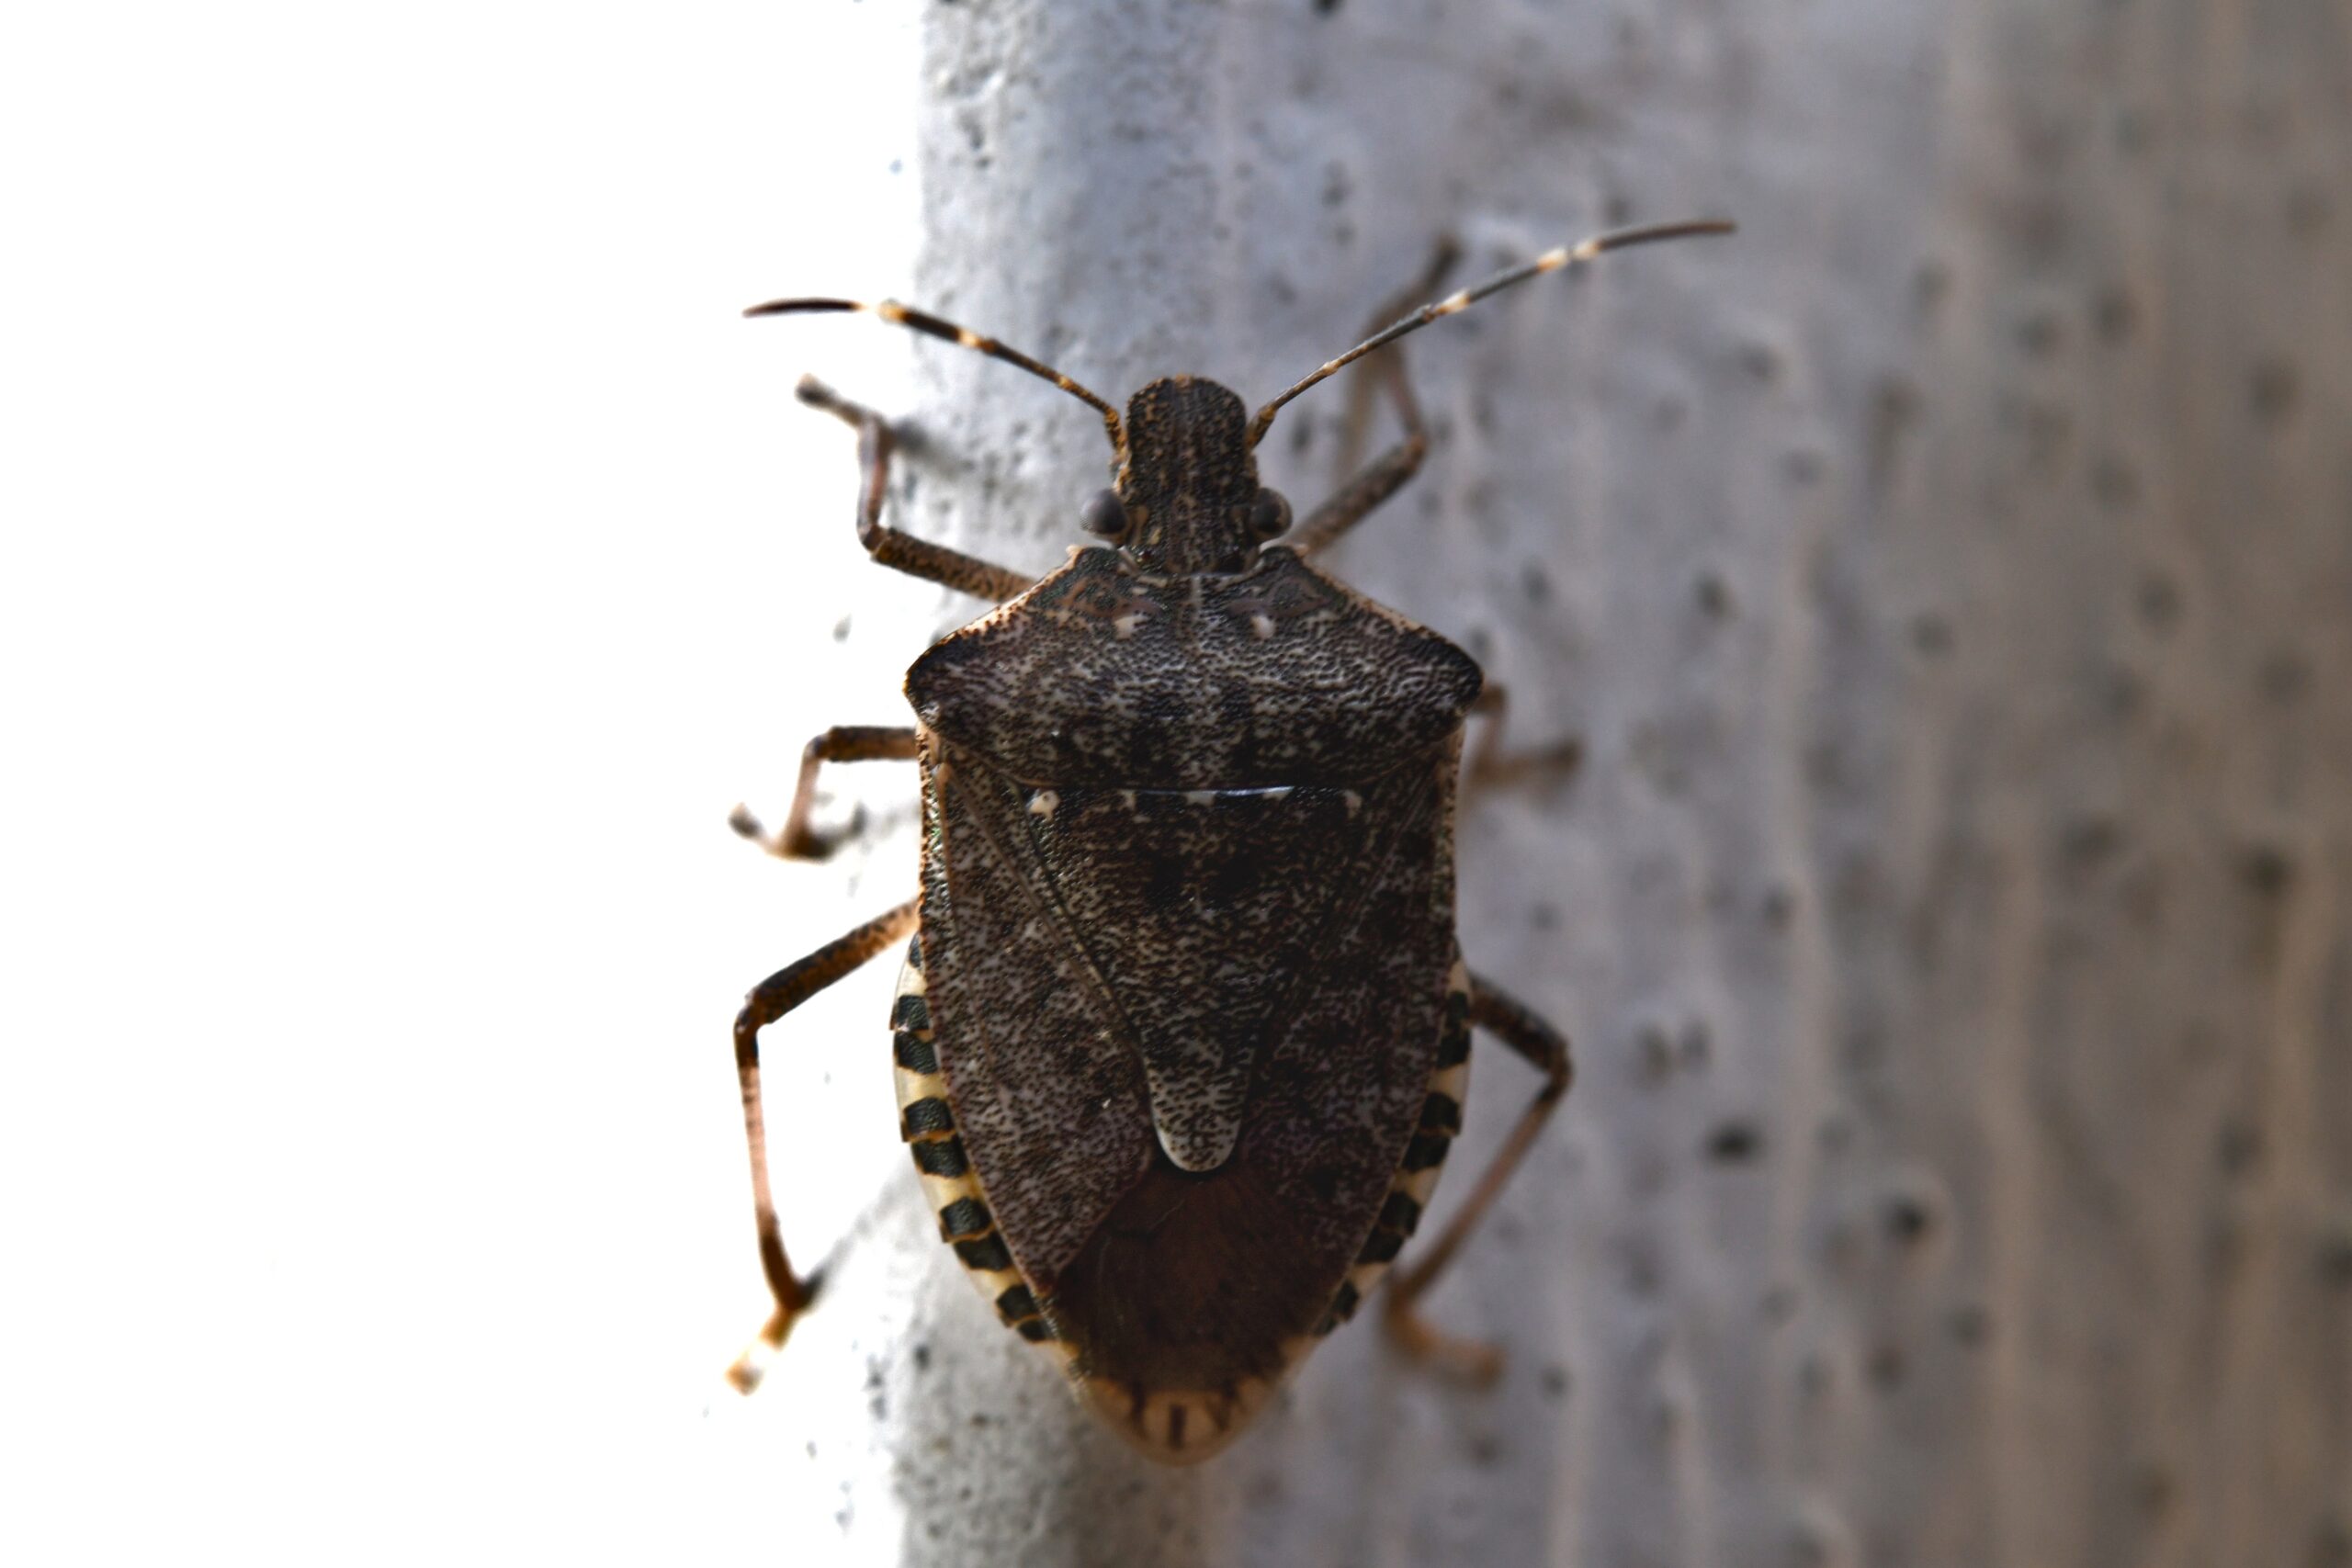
[1249,490,1292,541]
[1081,490,1129,539]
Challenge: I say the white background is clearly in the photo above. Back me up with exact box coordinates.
[3,5,941,1560]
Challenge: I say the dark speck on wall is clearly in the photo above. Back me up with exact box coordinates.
[1707,1122,1762,1163]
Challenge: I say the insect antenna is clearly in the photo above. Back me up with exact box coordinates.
[745,295,1125,450]
[1245,217,1736,447]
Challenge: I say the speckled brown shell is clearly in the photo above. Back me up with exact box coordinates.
[891,544,1482,1459]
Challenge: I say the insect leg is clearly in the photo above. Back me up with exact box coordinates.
[795,376,1032,601]
[728,896,923,1393]
[729,725,919,862]
[1464,684,1584,787]
[1383,972,1572,1383]
[1289,239,1459,555]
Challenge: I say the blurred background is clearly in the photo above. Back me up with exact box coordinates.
[4,3,2344,1565]
[3,4,926,1561]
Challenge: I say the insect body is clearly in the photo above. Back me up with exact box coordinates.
[726,219,1732,1462]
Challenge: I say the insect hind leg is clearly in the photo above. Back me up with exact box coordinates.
[1382,972,1572,1383]
[794,377,1030,601]
[728,897,922,1392]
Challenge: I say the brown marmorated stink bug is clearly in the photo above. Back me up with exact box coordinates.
[723,218,1734,1462]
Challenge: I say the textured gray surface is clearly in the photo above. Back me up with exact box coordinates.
[777,1,2352,1563]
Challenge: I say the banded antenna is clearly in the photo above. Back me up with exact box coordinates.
[1245,218,1736,448]
[743,296,1125,451]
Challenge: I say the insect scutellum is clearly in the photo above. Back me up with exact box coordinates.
[746,218,1731,581]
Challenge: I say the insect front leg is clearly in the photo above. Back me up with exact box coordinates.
[727,897,922,1393]
[730,725,919,861]
[795,377,1031,601]
[1289,240,1459,555]
[1383,973,1572,1384]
